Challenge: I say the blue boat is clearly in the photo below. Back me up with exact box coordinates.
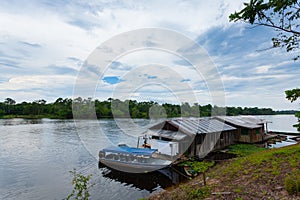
[99,144,172,173]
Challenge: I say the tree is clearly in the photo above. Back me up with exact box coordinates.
[0,102,4,117]
[149,104,167,119]
[285,88,300,110]
[229,0,300,60]
[230,1,300,128]
[32,99,47,115]
[4,98,16,114]
[4,98,16,105]
[285,88,300,102]
[181,102,191,117]
[67,169,94,200]
[285,88,300,130]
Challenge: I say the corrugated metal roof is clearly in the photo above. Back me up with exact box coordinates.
[148,129,188,140]
[215,116,264,129]
[149,118,236,136]
[169,118,236,135]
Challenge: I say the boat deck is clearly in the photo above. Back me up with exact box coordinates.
[152,153,177,161]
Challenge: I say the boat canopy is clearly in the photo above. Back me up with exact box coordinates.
[103,145,158,156]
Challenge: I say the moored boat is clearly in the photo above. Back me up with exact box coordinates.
[99,144,172,173]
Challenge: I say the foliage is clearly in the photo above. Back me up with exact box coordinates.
[214,144,300,180]
[4,98,16,105]
[67,169,94,200]
[0,97,291,120]
[151,144,300,199]
[285,88,300,130]
[171,185,210,200]
[228,144,265,157]
[0,107,4,117]
[229,0,300,60]
[185,186,210,200]
[285,88,300,103]
[179,160,215,173]
[293,123,300,132]
[284,171,300,195]
[230,1,300,127]
[208,144,300,198]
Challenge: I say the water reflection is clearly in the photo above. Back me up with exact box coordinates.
[265,135,298,148]
[0,118,73,126]
[0,118,42,126]
[98,163,173,192]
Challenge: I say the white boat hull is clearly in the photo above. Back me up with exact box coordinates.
[99,158,172,173]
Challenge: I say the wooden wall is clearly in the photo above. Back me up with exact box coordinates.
[186,130,237,158]
[235,126,264,143]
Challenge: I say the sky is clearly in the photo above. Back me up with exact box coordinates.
[0,0,299,110]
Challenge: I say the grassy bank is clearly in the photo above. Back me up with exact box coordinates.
[149,144,300,200]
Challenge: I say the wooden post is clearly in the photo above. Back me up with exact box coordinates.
[137,137,140,148]
[262,125,264,142]
[203,172,206,186]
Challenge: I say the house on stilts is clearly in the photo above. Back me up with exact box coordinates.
[146,115,267,158]
[147,118,237,158]
[214,116,265,143]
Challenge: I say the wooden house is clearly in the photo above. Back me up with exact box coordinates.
[214,116,265,143]
[147,118,237,158]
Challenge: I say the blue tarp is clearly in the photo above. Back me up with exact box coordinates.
[103,145,157,156]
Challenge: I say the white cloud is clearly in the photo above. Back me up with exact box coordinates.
[256,65,271,74]
[0,75,75,102]
[0,0,298,110]
[0,75,75,90]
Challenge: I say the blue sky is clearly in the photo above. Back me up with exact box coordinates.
[0,0,299,110]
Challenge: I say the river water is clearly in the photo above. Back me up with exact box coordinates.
[0,115,298,200]
[0,119,168,200]
[259,114,299,133]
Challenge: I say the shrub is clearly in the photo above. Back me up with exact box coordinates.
[228,144,264,157]
[67,169,94,200]
[285,173,300,195]
[179,160,215,173]
[185,186,210,200]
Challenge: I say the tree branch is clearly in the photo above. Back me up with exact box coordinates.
[253,22,300,35]
[260,12,275,26]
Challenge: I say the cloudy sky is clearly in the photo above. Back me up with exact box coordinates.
[0,0,299,110]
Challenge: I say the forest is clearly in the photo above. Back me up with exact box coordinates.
[0,97,296,119]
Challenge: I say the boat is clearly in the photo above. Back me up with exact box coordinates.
[99,144,172,173]
[182,164,197,177]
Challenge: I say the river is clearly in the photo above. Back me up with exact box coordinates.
[259,114,299,133]
[0,115,298,200]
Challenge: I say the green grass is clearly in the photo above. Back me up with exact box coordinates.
[159,144,300,200]
[285,171,300,195]
[227,144,265,157]
[171,185,210,200]
[224,147,298,176]
[178,159,215,173]
[209,144,300,198]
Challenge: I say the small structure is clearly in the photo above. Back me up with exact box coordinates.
[147,118,237,158]
[214,116,265,143]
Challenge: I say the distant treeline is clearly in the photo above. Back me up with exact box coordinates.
[0,97,297,119]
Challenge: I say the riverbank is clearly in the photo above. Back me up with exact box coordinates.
[0,114,53,119]
[148,143,300,200]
